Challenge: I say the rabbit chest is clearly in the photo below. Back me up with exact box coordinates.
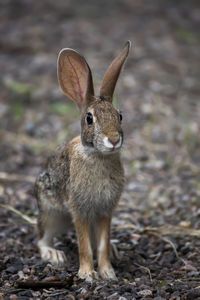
[68,141,124,219]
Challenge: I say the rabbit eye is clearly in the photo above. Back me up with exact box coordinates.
[86,112,93,125]
[119,113,122,122]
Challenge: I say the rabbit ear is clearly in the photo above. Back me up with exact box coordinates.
[58,48,94,109]
[100,41,131,101]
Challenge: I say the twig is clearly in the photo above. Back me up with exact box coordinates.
[114,223,200,262]
[14,276,74,289]
[134,263,152,282]
[2,288,28,295]
[0,204,37,225]
[154,233,179,259]
[0,171,35,183]
[115,223,200,237]
[43,290,70,297]
[178,278,200,282]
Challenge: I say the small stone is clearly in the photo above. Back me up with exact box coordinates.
[137,289,152,297]
[118,243,133,250]
[80,288,87,295]
[179,221,191,228]
[9,295,18,300]
[6,266,17,274]
[30,268,35,275]
[188,271,200,277]
[132,233,141,242]
[18,270,25,279]
[32,291,41,298]
[108,292,118,299]
[18,290,33,298]
[23,267,30,274]
[12,274,19,280]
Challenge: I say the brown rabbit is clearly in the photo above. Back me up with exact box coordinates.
[35,41,131,281]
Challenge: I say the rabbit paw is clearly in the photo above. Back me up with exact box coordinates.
[99,265,117,280]
[40,246,67,266]
[78,268,99,282]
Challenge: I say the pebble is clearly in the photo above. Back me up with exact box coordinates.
[187,271,199,277]
[80,288,87,295]
[6,266,18,274]
[179,221,191,228]
[107,292,118,299]
[118,243,133,250]
[9,295,18,300]
[23,267,30,274]
[18,270,25,279]
[137,289,153,297]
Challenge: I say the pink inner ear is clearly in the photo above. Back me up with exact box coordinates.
[58,50,90,108]
[66,55,88,104]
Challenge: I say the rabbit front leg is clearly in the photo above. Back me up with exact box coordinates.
[74,215,98,282]
[97,217,117,280]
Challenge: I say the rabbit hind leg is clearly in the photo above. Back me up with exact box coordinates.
[37,209,71,267]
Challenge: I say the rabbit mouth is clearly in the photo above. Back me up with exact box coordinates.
[95,136,122,154]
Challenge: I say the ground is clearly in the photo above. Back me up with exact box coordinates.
[0,0,200,299]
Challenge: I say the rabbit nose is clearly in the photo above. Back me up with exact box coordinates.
[108,136,120,147]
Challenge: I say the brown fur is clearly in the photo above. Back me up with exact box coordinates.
[35,41,131,281]
[97,217,114,278]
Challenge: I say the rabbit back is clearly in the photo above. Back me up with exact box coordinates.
[35,142,70,212]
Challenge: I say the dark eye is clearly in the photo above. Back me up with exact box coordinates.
[86,112,93,125]
[119,113,122,122]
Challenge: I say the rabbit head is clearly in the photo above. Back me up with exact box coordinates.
[57,41,131,154]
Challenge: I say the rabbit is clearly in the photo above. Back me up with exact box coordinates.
[35,41,131,282]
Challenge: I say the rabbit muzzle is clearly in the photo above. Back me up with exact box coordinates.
[94,132,123,154]
[103,135,122,150]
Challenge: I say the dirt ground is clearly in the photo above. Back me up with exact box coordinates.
[0,0,200,299]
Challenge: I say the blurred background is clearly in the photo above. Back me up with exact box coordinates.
[1,0,200,297]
